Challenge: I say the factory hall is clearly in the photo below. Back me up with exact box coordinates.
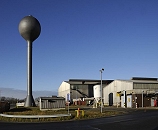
[58,77,158,108]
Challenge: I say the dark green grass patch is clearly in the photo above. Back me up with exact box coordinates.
[0,107,124,122]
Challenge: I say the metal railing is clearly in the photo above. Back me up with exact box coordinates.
[0,113,71,119]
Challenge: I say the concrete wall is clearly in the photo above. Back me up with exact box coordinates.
[103,80,133,106]
[58,81,70,100]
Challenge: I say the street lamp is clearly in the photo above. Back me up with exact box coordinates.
[100,68,104,113]
[0,90,1,101]
[142,90,144,108]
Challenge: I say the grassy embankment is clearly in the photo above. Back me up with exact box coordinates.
[0,106,125,122]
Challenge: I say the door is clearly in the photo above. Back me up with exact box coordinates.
[121,96,124,107]
[127,95,132,108]
[109,93,113,106]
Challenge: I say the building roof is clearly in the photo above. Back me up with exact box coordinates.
[40,97,65,100]
[65,79,113,85]
[64,77,158,86]
[131,77,158,81]
[116,79,158,84]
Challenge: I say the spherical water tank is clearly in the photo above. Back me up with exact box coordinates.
[93,85,101,98]
[19,15,41,42]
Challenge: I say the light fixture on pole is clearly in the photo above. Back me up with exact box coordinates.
[142,90,144,108]
[0,90,1,101]
[100,68,104,113]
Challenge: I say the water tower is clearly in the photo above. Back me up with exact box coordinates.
[18,15,41,107]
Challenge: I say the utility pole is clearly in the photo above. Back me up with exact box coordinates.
[142,90,144,108]
[0,90,1,101]
[100,68,104,113]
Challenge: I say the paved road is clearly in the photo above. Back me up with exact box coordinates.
[1,109,158,130]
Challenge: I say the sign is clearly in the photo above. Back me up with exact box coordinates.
[67,93,70,101]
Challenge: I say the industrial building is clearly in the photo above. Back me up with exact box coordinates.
[103,77,158,108]
[58,79,113,105]
[58,77,158,108]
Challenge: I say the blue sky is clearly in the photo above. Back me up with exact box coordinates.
[0,0,158,97]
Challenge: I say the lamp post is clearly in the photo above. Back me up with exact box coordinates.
[76,86,77,100]
[142,90,144,108]
[0,90,1,101]
[100,68,104,113]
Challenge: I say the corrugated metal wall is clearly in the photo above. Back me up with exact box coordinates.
[40,98,65,110]
[134,83,158,89]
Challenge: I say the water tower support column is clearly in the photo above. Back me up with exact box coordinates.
[25,41,35,107]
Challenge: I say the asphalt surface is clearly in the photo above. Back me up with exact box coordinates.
[1,108,158,130]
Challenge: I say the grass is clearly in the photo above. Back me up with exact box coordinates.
[0,106,125,122]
